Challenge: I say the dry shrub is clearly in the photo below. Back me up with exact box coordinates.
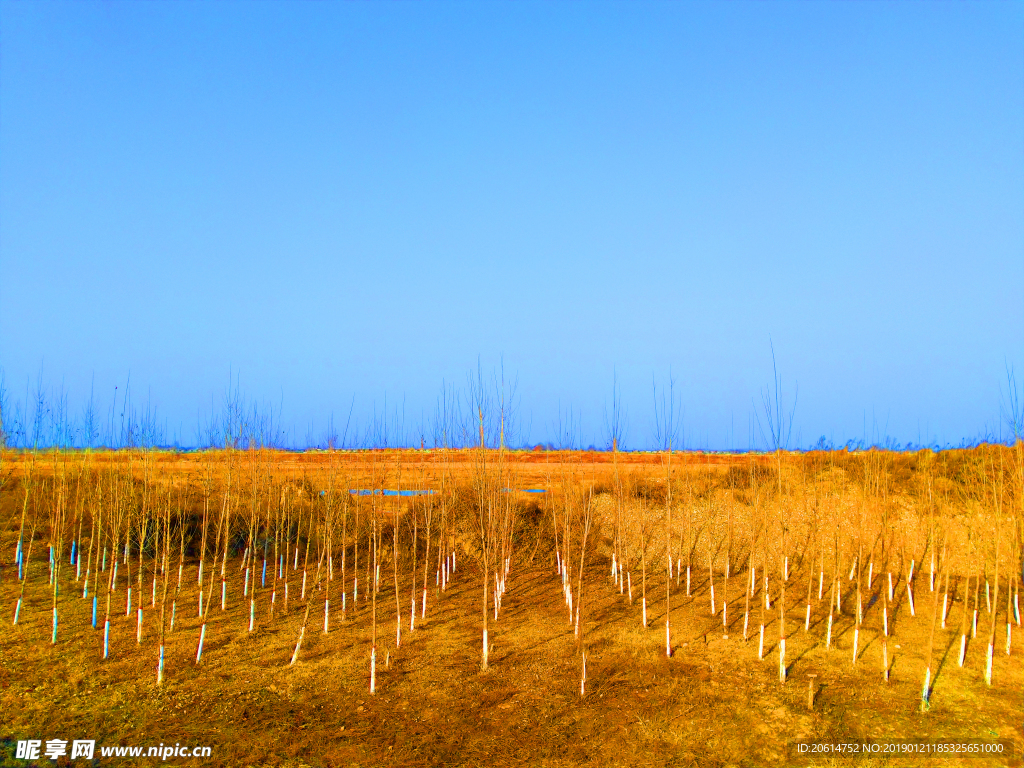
[725,462,774,491]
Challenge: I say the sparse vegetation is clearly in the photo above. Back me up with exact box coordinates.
[1,439,1021,766]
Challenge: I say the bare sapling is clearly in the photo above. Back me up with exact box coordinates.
[985,512,1001,685]
[14,457,37,587]
[709,499,718,618]
[906,547,916,618]
[243,451,260,629]
[940,536,950,629]
[1005,564,1013,655]
[262,487,275,629]
[608,376,626,595]
[653,374,680,657]
[409,462,420,632]
[370,489,379,690]
[169,484,188,633]
[852,538,862,667]
[150,497,160,610]
[82,481,99,618]
[757,346,794,677]
[742,525,752,642]
[972,549,981,638]
[559,442,574,625]
[958,531,973,667]
[929,479,936,593]
[271,484,284,619]
[157,491,172,684]
[198,457,212,599]
[136,453,152,644]
[49,454,70,645]
[302,488,314,602]
[438,407,454,598]
[742,460,759,642]
[805,494,816,632]
[290,514,329,668]
[196,474,230,665]
[341,489,349,621]
[420,468,434,621]
[353,494,360,611]
[640,492,649,629]
[392,451,403,649]
[826,531,838,650]
[759,497,769,661]
[280,492,290,616]
[921,526,944,712]
[779,538,787,681]
[778,506,788,680]
[70,459,86,584]
[612,436,623,593]
[819,503,826,601]
[665,451,672,657]
[123,516,132,620]
[577,487,594,695]
[242,519,253,628]
[1012,522,1022,630]
[13,482,39,627]
[723,499,733,631]
[102,465,129,660]
[881,532,890,681]
[218,459,235,614]
[685,484,692,596]
[550,448,561,580]
[324,471,338,635]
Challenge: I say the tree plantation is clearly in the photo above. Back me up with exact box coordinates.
[1,443,1021,767]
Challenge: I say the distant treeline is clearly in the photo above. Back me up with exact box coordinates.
[0,367,1020,453]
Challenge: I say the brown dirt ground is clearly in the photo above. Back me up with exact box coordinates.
[1,553,1020,767]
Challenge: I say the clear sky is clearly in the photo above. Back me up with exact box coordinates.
[1,1,1021,450]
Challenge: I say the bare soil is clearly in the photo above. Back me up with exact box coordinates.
[1,558,1020,767]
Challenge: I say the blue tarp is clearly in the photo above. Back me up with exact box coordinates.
[348,489,435,496]
[332,488,547,496]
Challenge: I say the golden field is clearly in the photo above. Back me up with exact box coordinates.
[0,445,1020,767]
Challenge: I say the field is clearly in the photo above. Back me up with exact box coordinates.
[0,446,1021,768]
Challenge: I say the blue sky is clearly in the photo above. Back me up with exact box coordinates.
[1,1,1021,449]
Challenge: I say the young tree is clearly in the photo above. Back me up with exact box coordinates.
[606,373,627,596]
[653,373,682,658]
[756,343,796,682]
